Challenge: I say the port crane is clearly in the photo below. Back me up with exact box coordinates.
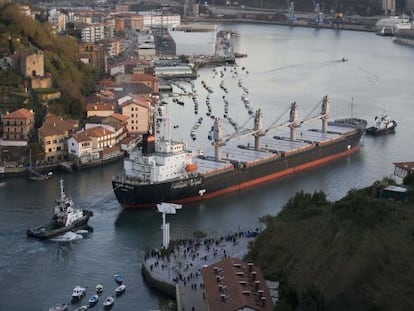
[211,96,330,161]
[333,0,344,27]
[311,0,324,25]
[286,1,296,23]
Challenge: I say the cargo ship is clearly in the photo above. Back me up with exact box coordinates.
[112,96,365,208]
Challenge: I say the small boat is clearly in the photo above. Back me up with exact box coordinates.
[114,274,123,285]
[72,285,86,300]
[74,306,88,311]
[103,296,115,310]
[49,303,68,311]
[366,114,397,135]
[26,179,93,239]
[96,283,104,294]
[115,284,126,296]
[88,294,99,307]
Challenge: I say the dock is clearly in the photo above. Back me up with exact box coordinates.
[142,230,260,310]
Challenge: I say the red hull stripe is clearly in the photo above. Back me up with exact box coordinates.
[122,146,359,208]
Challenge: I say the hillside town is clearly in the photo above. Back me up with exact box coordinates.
[0,2,236,176]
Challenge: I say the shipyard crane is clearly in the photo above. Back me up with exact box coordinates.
[311,0,323,24]
[286,1,296,23]
[333,0,344,28]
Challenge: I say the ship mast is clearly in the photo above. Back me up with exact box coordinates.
[289,102,299,141]
[253,109,264,150]
[213,117,223,161]
[321,95,329,133]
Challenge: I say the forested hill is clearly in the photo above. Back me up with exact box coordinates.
[246,185,414,311]
[0,3,97,118]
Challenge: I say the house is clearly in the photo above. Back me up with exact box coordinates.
[86,102,117,118]
[202,258,273,311]
[1,108,34,146]
[68,126,122,165]
[121,96,151,133]
[37,114,79,162]
[393,161,414,180]
[115,73,159,96]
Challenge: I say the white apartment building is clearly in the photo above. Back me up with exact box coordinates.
[81,23,105,43]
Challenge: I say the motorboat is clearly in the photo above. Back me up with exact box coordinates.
[96,283,104,294]
[49,303,68,311]
[115,284,126,296]
[72,285,86,300]
[114,274,123,285]
[88,294,99,307]
[103,296,115,310]
[74,306,88,311]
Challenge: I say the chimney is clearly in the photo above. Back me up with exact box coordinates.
[218,285,223,292]
[216,275,220,283]
[258,289,264,298]
[221,294,226,302]
[248,262,254,272]
[254,280,260,290]
[214,267,219,274]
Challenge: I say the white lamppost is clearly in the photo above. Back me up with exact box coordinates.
[157,202,182,249]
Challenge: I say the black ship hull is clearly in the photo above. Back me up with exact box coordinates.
[26,211,93,239]
[113,130,362,208]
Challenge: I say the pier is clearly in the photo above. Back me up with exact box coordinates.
[142,230,260,310]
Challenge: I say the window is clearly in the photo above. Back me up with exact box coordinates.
[53,140,57,144]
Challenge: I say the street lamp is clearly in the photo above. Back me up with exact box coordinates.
[157,202,182,249]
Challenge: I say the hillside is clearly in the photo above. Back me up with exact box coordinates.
[0,3,97,119]
[246,185,414,311]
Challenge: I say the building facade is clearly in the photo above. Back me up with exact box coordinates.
[1,108,34,145]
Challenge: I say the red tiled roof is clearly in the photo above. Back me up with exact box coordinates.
[202,258,272,311]
[71,132,92,143]
[3,108,34,120]
[394,162,414,173]
[38,114,79,137]
[86,103,116,112]
[111,113,129,122]
[84,126,114,137]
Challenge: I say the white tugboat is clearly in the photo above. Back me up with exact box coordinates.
[26,179,93,239]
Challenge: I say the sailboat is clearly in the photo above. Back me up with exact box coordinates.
[28,149,50,181]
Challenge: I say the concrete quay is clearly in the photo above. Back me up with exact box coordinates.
[142,230,260,311]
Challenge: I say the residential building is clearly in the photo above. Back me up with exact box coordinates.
[1,108,34,146]
[383,0,396,15]
[37,114,79,162]
[81,23,105,43]
[68,126,118,164]
[121,96,151,133]
[115,73,159,96]
[101,37,124,57]
[202,258,273,311]
[86,102,116,118]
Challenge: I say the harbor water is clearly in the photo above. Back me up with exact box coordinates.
[1,23,414,310]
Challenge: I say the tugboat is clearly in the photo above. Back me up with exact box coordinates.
[26,179,93,239]
[366,114,397,135]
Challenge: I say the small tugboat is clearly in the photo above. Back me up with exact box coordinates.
[115,284,126,296]
[26,179,93,239]
[103,296,115,310]
[366,114,397,135]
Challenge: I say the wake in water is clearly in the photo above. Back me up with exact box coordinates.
[258,59,346,75]
[50,231,84,242]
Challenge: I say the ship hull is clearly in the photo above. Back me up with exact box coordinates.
[112,130,362,208]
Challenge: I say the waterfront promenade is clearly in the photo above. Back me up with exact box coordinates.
[142,230,260,310]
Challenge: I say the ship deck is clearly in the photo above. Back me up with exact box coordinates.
[195,125,357,172]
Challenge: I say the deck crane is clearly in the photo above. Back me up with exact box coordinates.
[211,96,330,161]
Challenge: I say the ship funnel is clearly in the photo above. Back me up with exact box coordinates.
[142,133,155,155]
